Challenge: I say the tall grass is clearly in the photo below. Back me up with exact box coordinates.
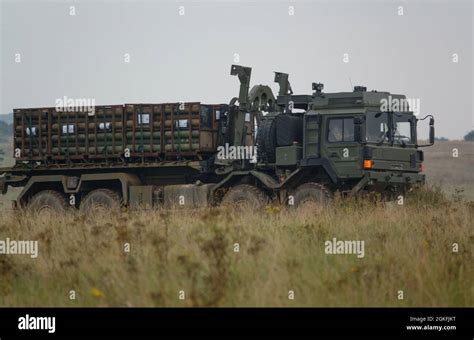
[0,187,472,307]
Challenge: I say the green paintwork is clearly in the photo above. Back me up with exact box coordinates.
[129,185,155,208]
[276,145,302,166]
[0,64,434,209]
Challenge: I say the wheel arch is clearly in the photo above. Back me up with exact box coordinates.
[17,175,65,206]
[213,170,279,191]
[211,170,278,204]
[17,173,141,206]
[76,173,141,204]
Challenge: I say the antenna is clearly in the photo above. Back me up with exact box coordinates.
[349,77,354,89]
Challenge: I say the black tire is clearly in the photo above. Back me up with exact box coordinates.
[291,182,330,208]
[28,190,68,215]
[222,184,268,210]
[80,188,121,212]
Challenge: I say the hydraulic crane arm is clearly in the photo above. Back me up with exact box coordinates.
[274,71,292,113]
[229,64,252,147]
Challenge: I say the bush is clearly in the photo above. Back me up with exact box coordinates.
[464,130,474,141]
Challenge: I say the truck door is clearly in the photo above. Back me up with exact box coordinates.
[322,116,362,178]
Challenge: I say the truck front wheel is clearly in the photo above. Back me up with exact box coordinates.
[222,184,268,210]
[27,190,68,215]
[80,188,121,212]
[291,182,330,209]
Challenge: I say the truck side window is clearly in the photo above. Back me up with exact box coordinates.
[328,118,354,142]
[343,118,354,141]
[328,119,343,142]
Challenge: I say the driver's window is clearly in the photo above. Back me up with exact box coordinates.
[328,118,354,142]
[328,119,343,142]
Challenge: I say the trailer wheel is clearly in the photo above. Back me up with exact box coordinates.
[28,190,68,215]
[80,189,121,212]
[222,184,268,210]
[291,182,330,209]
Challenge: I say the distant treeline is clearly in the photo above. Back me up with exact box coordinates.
[0,113,13,142]
[464,130,474,141]
[0,121,12,142]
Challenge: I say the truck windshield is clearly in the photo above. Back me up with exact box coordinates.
[365,112,414,144]
[392,113,413,144]
[366,112,389,143]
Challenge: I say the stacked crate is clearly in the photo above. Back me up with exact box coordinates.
[51,109,80,157]
[13,108,49,160]
[124,104,162,156]
[198,104,221,152]
[13,102,254,164]
[48,106,124,159]
[163,102,200,155]
[86,106,124,158]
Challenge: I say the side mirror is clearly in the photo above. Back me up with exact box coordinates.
[417,115,435,147]
[429,117,435,145]
[354,116,363,142]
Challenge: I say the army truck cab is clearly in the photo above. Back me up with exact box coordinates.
[0,65,435,212]
[248,76,434,206]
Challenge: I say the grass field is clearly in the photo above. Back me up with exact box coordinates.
[0,140,472,307]
[422,140,474,200]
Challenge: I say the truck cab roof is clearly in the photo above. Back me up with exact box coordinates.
[276,89,409,114]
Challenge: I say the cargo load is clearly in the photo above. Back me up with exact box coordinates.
[13,102,255,164]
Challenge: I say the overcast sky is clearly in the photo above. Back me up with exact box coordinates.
[1,0,472,139]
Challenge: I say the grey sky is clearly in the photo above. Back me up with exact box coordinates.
[1,0,472,139]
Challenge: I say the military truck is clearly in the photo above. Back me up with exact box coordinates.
[0,65,435,213]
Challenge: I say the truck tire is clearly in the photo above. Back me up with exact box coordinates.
[28,190,68,215]
[222,184,268,209]
[80,188,121,212]
[292,182,330,208]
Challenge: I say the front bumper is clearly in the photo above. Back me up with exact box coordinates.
[366,170,425,185]
[351,171,425,194]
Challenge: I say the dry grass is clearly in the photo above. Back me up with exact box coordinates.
[0,140,472,307]
[0,188,472,307]
[423,140,474,200]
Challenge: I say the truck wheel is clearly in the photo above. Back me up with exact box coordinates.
[222,184,268,209]
[28,190,68,215]
[80,189,121,212]
[291,182,330,209]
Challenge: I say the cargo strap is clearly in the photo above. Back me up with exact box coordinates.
[102,109,108,159]
[175,107,181,155]
[65,113,70,161]
[26,112,34,158]
[139,106,144,159]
